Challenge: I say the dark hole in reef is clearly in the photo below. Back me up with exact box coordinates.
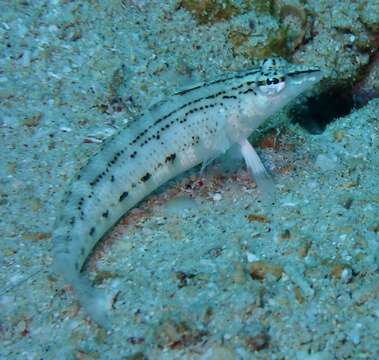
[291,85,355,134]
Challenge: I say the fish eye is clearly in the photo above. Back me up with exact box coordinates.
[259,76,285,95]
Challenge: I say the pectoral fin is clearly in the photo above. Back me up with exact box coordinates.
[239,138,275,198]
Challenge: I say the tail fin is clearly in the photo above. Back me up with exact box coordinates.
[53,246,113,329]
[72,276,113,329]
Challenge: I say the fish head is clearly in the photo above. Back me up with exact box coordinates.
[253,57,323,118]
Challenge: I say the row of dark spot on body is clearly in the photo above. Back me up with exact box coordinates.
[67,67,281,248]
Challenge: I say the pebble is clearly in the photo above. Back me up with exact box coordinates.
[246,252,259,262]
[315,154,338,171]
[200,345,237,360]
[249,261,283,281]
[212,193,222,201]
[340,268,353,283]
[60,126,73,132]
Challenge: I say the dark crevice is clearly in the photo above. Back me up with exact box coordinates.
[291,85,356,134]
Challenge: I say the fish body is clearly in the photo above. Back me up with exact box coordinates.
[53,58,322,327]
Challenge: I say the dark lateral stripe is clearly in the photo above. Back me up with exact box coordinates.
[138,76,254,140]
[287,68,321,77]
[175,69,260,96]
[152,96,206,127]
[174,84,203,96]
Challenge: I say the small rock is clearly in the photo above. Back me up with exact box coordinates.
[206,247,223,258]
[63,301,80,318]
[245,214,269,223]
[244,322,269,352]
[231,263,247,284]
[93,271,117,285]
[280,229,291,240]
[298,240,312,257]
[249,261,283,281]
[294,286,305,304]
[315,154,338,171]
[359,2,379,31]
[21,112,42,127]
[330,263,351,282]
[333,129,346,142]
[246,252,259,263]
[341,197,354,209]
[348,323,362,345]
[60,126,73,132]
[122,353,147,360]
[155,317,206,349]
[200,344,237,360]
[22,232,51,241]
[74,350,99,360]
[212,192,222,201]
[340,268,353,283]
[245,333,269,352]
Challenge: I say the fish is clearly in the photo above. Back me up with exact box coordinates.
[52,58,322,328]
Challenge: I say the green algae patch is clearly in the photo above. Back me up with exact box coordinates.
[249,260,284,281]
[154,316,207,349]
[177,0,241,24]
[250,0,275,14]
[234,27,293,60]
[21,112,43,128]
[92,270,118,285]
[22,231,51,241]
[228,29,250,48]
[227,0,310,60]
